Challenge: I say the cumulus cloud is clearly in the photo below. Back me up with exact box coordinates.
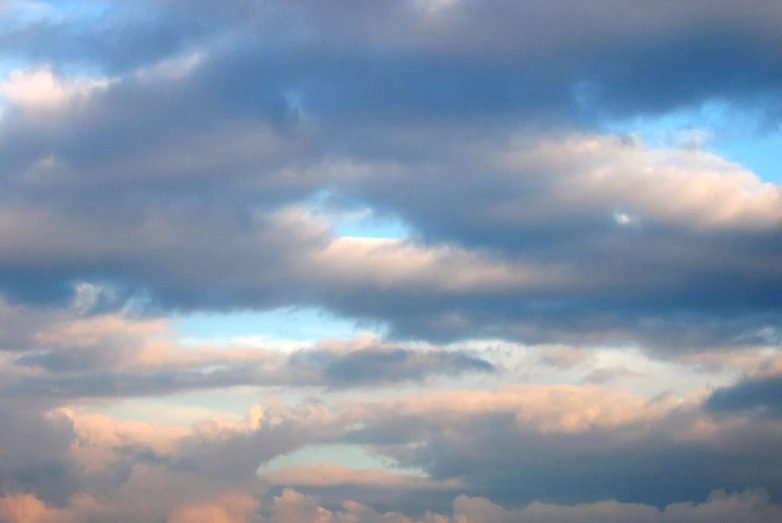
[335,386,782,506]
[2,104,780,352]
[3,486,781,523]
[0,2,778,356]
[0,385,780,521]
[0,2,779,354]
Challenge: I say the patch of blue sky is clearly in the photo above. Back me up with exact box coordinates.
[306,189,412,240]
[602,102,781,183]
[175,307,385,347]
[335,213,411,239]
[3,0,109,25]
[1,1,116,81]
[0,54,26,74]
[2,0,52,23]
[714,132,782,183]
[174,192,405,373]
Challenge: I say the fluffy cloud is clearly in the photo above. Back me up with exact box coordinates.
[0,3,779,357]
[334,386,782,507]
[3,487,781,523]
[1,384,781,521]
[2,74,780,351]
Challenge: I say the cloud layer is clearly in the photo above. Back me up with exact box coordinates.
[0,0,780,521]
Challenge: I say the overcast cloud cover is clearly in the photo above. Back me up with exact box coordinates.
[0,0,781,521]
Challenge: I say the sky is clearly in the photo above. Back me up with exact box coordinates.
[0,0,781,521]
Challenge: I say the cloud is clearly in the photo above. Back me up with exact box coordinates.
[0,493,65,523]
[0,403,82,509]
[0,68,111,112]
[3,486,781,523]
[0,387,780,521]
[0,401,306,521]
[537,345,595,370]
[6,0,782,121]
[0,300,497,398]
[287,338,496,387]
[337,386,782,507]
[706,374,782,417]
[256,487,782,521]
[583,365,646,384]
[0,7,780,354]
[448,488,782,523]
[2,112,781,353]
[0,1,781,520]
[674,348,782,376]
[167,493,259,523]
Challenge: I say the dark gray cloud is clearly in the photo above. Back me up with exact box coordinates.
[260,487,782,523]
[707,374,782,417]
[5,0,782,123]
[2,383,782,521]
[4,330,497,399]
[1,2,782,520]
[0,297,496,400]
[0,400,80,505]
[5,365,252,399]
[0,2,780,356]
[339,390,782,509]
[2,101,780,353]
[288,345,495,387]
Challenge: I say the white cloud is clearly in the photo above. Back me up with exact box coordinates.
[0,68,111,112]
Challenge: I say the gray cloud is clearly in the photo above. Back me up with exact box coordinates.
[1,2,781,521]
[583,365,646,385]
[0,303,497,398]
[287,345,495,388]
[706,374,782,418]
[6,343,497,399]
[5,0,782,123]
[0,400,80,505]
[1,384,781,521]
[248,487,782,523]
[0,3,780,355]
[2,87,780,353]
[337,388,782,508]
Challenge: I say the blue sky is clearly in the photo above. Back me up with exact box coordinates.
[604,104,782,183]
[0,1,781,522]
